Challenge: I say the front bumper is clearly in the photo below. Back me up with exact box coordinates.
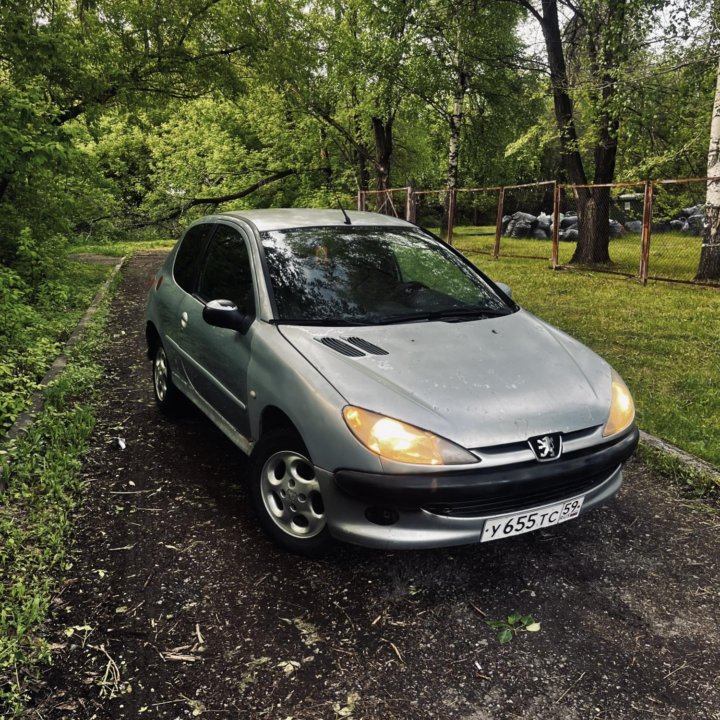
[319,425,639,549]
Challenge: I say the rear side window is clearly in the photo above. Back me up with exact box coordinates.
[174,223,213,292]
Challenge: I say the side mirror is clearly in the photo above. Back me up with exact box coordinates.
[203,299,253,334]
[495,282,513,299]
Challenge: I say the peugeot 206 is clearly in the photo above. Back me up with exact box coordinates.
[145,209,639,555]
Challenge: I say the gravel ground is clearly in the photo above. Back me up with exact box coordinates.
[29,253,720,720]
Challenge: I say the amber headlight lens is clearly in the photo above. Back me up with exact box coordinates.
[602,370,635,437]
[342,406,478,465]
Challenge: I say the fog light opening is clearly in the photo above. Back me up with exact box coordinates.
[365,506,399,526]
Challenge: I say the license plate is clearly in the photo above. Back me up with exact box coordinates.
[480,496,585,543]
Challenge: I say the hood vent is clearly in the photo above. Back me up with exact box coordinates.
[316,336,390,357]
[346,337,389,355]
[318,337,366,357]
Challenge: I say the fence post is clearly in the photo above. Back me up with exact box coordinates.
[639,180,653,285]
[552,182,561,268]
[357,190,365,212]
[446,188,457,245]
[406,186,416,223]
[493,187,505,258]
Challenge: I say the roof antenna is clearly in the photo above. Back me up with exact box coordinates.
[338,200,352,225]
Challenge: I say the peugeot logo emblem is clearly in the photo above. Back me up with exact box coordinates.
[529,433,563,462]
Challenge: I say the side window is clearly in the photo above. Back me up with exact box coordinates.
[197,225,255,314]
[174,223,213,292]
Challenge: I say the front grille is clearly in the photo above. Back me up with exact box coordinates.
[422,469,611,518]
[473,425,600,457]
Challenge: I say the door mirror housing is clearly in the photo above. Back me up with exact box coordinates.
[203,299,253,334]
[495,282,512,299]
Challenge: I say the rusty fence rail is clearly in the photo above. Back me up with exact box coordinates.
[358,178,720,287]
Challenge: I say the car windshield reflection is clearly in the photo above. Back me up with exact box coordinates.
[260,226,512,325]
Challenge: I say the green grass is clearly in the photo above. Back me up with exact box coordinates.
[451,225,709,283]
[0,270,119,717]
[67,237,175,257]
[636,444,720,500]
[450,227,720,468]
[0,260,114,437]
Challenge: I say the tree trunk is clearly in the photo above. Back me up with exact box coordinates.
[442,61,467,238]
[319,127,332,188]
[355,151,369,194]
[351,88,370,194]
[696,55,720,281]
[539,0,587,187]
[571,187,612,264]
[536,0,625,265]
[372,115,393,211]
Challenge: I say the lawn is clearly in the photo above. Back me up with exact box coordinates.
[450,228,720,467]
[451,225,709,283]
[67,237,175,257]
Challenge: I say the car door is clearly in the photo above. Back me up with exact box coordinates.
[175,222,256,438]
[161,222,215,393]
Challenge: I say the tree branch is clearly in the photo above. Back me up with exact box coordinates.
[128,168,330,227]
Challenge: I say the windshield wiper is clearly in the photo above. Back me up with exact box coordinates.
[273,317,373,327]
[376,306,511,325]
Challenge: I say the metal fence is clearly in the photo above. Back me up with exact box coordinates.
[358,178,719,287]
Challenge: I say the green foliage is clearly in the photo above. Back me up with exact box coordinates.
[486,613,541,645]
[615,48,716,181]
[0,258,111,436]
[0,274,115,715]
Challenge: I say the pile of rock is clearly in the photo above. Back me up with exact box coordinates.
[500,203,706,241]
[667,204,705,236]
[501,212,623,242]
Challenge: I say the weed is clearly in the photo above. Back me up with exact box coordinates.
[636,444,720,500]
[486,612,541,645]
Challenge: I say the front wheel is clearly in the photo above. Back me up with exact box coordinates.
[249,429,331,556]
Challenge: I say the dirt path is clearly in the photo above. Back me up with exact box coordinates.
[30,253,720,720]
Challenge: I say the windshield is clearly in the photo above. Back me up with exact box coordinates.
[260,226,512,325]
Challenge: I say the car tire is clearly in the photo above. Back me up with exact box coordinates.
[249,429,331,557]
[152,342,180,413]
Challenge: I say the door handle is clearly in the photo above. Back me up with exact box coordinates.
[180,311,188,330]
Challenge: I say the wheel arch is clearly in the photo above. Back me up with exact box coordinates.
[145,321,161,360]
[258,405,303,442]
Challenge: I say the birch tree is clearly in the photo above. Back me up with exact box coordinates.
[696,55,720,281]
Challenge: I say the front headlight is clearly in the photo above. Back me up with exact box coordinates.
[602,369,635,437]
[342,406,478,465]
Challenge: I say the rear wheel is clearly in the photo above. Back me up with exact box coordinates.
[249,429,331,556]
[152,342,180,413]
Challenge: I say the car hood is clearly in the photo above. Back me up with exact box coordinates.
[278,310,612,449]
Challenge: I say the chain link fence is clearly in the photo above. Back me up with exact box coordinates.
[495,182,556,261]
[357,188,408,219]
[555,182,646,276]
[453,187,500,254]
[647,179,708,283]
[358,179,719,287]
[413,189,448,238]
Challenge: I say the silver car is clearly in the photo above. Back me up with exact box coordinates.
[146,209,638,555]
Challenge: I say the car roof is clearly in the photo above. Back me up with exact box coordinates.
[218,208,416,233]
